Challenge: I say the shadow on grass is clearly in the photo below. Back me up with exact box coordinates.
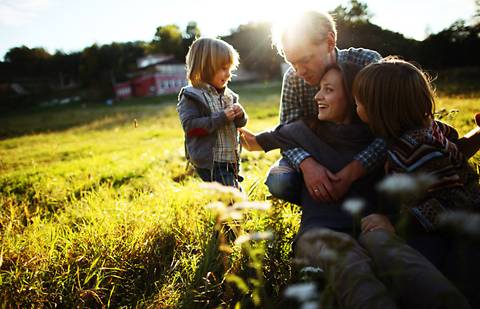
[180,229,226,308]
[111,230,178,308]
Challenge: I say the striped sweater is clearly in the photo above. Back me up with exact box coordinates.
[386,120,480,231]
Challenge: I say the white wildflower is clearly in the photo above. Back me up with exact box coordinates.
[299,266,324,275]
[234,231,274,245]
[199,182,247,201]
[302,302,319,309]
[376,173,436,201]
[206,202,243,221]
[438,211,480,236]
[342,198,365,216]
[219,210,243,221]
[250,231,273,241]
[234,234,251,245]
[206,201,226,211]
[284,282,318,302]
[233,201,270,211]
[377,174,417,194]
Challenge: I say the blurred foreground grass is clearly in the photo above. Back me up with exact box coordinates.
[0,81,479,307]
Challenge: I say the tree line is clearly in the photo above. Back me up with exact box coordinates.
[1,0,479,109]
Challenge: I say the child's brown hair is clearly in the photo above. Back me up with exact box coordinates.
[353,56,435,139]
[185,37,239,87]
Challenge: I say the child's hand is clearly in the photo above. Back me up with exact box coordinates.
[224,106,236,121]
[238,128,263,151]
[361,214,395,234]
[232,103,244,118]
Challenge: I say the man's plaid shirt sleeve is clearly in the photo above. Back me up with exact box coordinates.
[280,68,312,169]
[353,138,387,171]
[280,68,305,123]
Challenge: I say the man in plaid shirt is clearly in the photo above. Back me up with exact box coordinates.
[267,11,386,204]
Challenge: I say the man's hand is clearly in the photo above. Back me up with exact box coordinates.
[300,157,340,202]
[238,128,263,151]
[361,214,395,234]
[333,160,367,200]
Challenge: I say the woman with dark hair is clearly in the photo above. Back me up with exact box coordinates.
[243,62,383,238]
[240,62,469,309]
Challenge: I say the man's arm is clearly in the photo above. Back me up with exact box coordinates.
[352,138,387,173]
[457,127,480,158]
[279,67,308,124]
[454,113,480,158]
[435,118,480,159]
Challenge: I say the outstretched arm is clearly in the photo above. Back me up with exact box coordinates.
[455,113,480,158]
[238,128,263,151]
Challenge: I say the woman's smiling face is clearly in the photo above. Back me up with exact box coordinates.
[314,68,352,124]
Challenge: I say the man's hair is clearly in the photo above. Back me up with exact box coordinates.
[272,10,337,57]
[352,56,436,140]
[186,37,239,87]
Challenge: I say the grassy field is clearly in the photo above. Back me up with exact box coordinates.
[0,81,479,307]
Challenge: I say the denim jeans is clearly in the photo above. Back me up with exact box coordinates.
[265,158,302,204]
[196,162,242,189]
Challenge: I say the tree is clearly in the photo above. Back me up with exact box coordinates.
[182,21,201,56]
[474,0,480,27]
[152,24,183,58]
[331,0,372,24]
[4,46,51,76]
[184,21,201,40]
[223,22,282,78]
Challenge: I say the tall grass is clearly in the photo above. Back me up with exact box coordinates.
[0,81,478,307]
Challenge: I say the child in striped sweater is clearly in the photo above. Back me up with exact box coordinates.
[353,56,480,307]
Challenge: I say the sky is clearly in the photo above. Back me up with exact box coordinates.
[0,0,477,60]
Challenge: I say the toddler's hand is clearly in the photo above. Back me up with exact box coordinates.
[232,103,244,118]
[224,106,236,121]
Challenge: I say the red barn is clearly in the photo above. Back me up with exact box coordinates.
[114,54,187,100]
[114,81,132,100]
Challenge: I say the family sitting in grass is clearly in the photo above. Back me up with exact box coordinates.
[177,10,480,309]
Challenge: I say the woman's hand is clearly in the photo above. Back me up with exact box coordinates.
[361,214,395,234]
[238,128,263,151]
